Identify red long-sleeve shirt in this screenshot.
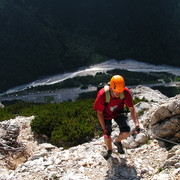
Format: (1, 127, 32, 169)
(93, 87, 133, 120)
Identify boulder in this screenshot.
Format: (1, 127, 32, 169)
(150, 96, 180, 142)
(0, 119, 20, 142)
(151, 97, 180, 125)
(130, 85, 168, 103)
(151, 115, 180, 138)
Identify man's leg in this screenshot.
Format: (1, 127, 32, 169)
(104, 136, 112, 150)
(103, 137, 112, 160)
(114, 115, 130, 154)
(115, 132, 130, 142)
(103, 120, 113, 160)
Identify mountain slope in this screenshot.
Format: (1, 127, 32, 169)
(0, 86, 179, 179)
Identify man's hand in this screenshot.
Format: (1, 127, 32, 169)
(134, 126, 140, 134)
(103, 129, 110, 138)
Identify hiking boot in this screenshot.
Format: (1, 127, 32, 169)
(102, 150, 112, 160)
(114, 141, 125, 154)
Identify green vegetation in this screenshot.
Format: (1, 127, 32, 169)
(0, 108, 15, 121)
(0, 0, 179, 93)
(133, 97, 148, 105)
(0, 99, 100, 148)
(157, 168, 163, 173)
(0, 93, 151, 149)
(0, 83, 154, 149)
(137, 109, 146, 117)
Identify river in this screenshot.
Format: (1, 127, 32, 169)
(0, 59, 179, 103)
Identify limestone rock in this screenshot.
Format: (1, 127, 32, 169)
(0, 119, 20, 143)
(151, 98, 180, 125)
(151, 106, 172, 125)
(130, 85, 168, 103)
(134, 101, 152, 113)
(151, 115, 180, 138)
(168, 96, 180, 115)
(149, 96, 180, 142)
(0, 86, 179, 180)
(135, 133, 148, 144)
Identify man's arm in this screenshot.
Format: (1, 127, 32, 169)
(96, 110, 106, 130)
(129, 106, 139, 127)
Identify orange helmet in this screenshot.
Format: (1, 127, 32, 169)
(109, 75, 125, 93)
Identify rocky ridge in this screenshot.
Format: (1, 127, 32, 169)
(0, 86, 179, 180)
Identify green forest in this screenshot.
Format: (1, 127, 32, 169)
(0, 94, 147, 148)
(0, 99, 100, 148)
(0, 0, 180, 93)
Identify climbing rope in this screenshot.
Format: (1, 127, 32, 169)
(150, 134, 179, 145)
(138, 128, 180, 145)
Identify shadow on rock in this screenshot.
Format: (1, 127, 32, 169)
(105, 155, 140, 180)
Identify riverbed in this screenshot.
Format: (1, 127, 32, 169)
(0, 59, 179, 103)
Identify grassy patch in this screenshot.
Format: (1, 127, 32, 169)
(0, 99, 100, 149)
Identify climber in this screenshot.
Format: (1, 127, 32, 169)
(93, 75, 140, 160)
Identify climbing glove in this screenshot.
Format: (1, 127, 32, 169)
(103, 129, 110, 138)
(134, 126, 140, 134)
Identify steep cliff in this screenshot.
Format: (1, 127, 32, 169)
(0, 86, 179, 179)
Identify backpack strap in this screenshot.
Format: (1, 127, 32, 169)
(120, 92, 124, 99)
(104, 85, 124, 103)
(104, 85, 110, 103)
